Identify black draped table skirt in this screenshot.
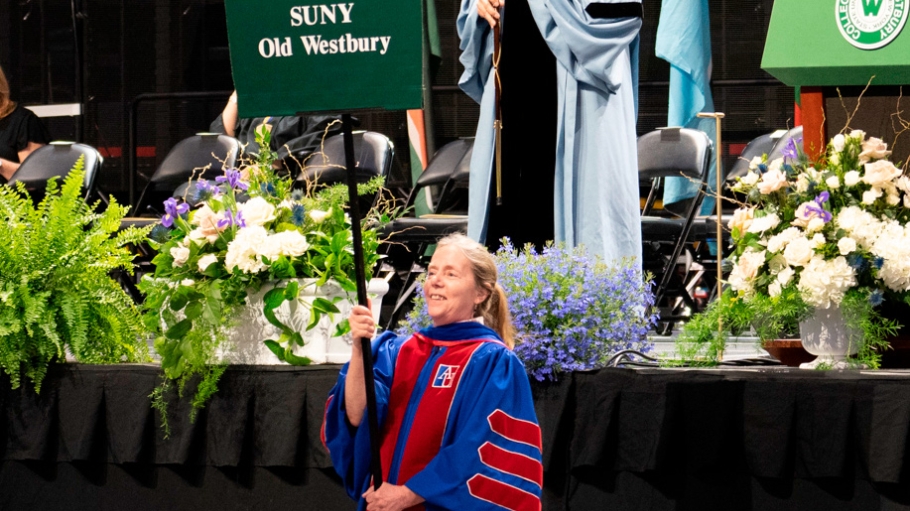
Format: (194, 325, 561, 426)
(2, 365, 910, 510)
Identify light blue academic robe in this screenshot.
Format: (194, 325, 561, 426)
(458, 0, 643, 264)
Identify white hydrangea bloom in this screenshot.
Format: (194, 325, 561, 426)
(225, 225, 269, 273)
(797, 256, 856, 308)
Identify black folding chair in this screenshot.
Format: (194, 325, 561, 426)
(295, 131, 394, 188)
(7, 141, 102, 203)
(638, 128, 713, 323)
(377, 138, 473, 329)
(131, 133, 240, 216)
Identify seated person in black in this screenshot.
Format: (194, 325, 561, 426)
(210, 90, 343, 160)
(0, 65, 51, 182)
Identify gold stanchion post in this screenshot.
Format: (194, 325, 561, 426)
(696, 112, 725, 361)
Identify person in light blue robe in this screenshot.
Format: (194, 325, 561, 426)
(459, 0, 643, 264)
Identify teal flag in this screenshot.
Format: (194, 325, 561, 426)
(656, 0, 717, 215)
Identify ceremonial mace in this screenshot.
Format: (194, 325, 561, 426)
(696, 112, 725, 360)
(342, 113, 384, 490)
(493, 5, 504, 205)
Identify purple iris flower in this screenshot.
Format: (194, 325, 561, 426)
(195, 179, 221, 196)
(803, 191, 832, 223)
(216, 208, 246, 229)
(781, 137, 803, 161)
(215, 168, 249, 191)
(161, 197, 189, 228)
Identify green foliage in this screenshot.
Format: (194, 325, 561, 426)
(0, 156, 151, 391)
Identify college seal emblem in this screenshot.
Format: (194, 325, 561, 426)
(836, 0, 908, 50)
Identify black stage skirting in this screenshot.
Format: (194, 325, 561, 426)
(3, 365, 910, 510)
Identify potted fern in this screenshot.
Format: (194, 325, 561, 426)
(0, 156, 152, 392)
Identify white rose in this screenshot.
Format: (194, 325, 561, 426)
(747, 213, 781, 234)
(812, 233, 826, 248)
(758, 169, 789, 195)
(239, 197, 277, 227)
(769, 158, 784, 172)
(887, 191, 901, 206)
(741, 171, 760, 186)
(309, 209, 330, 223)
(729, 250, 767, 293)
(767, 227, 801, 253)
(807, 217, 826, 233)
(896, 176, 910, 194)
(859, 136, 890, 163)
(191, 204, 225, 238)
(278, 199, 296, 210)
(197, 254, 218, 272)
(271, 230, 310, 257)
(783, 236, 814, 267)
(768, 254, 789, 273)
(777, 266, 795, 286)
(832, 134, 846, 152)
(748, 156, 764, 170)
(863, 160, 902, 187)
(795, 174, 810, 193)
(728, 207, 754, 233)
(850, 129, 866, 140)
(187, 228, 218, 245)
(768, 281, 782, 298)
(904, 195, 910, 209)
(170, 246, 190, 267)
(181, 279, 195, 287)
(862, 189, 881, 205)
(837, 237, 857, 255)
(825, 175, 840, 189)
(844, 170, 862, 187)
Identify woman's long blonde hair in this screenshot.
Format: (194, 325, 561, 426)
(0, 66, 16, 119)
(435, 233, 515, 348)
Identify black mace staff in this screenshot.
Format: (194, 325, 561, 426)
(341, 113, 383, 490)
(493, 5, 504, 206)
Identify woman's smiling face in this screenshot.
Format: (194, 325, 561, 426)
(424, 245, 489, 326)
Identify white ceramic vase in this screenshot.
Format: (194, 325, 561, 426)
(798, 305, 862, 369)
(223, 278, 389, 365)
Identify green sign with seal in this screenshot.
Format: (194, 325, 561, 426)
(224, 0, 424, 117)
(762, 0, 910, 86)
(837, 0, 909, 50)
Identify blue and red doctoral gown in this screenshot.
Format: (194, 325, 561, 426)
(322, 321, 543, 511)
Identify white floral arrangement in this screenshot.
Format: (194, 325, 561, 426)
(689, 130, 909, 365)
(137, 121, 394, 417)
(727, 130, 909, 309)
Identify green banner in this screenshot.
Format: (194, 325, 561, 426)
(224, 0, 424, 116)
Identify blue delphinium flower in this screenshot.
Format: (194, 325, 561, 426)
(870, 289, 884, 307)
(847, 253, 867, 271)
(161, 197, 189, 228)
(290, 204, 307, 227)
(149, 223, 172, 243)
